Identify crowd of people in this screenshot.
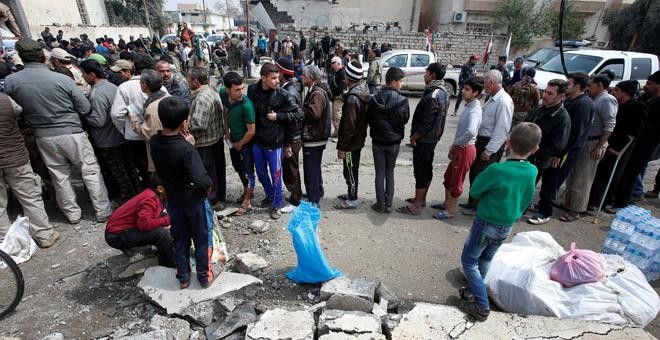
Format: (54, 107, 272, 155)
(0, 27, 658, 299)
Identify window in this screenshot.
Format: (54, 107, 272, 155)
(411, 54, 430, 67)
(76, 0, 89, 25)
(465, 22, 492, 33)
(385, 54, 408, 68)
(595, 59, 624, 80)
(631, 58, 652, 80)
(540, 53, 603, 75)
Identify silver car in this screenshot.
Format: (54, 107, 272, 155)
(379, 49, 458, 95)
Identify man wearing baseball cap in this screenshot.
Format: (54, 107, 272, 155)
(109, 59, 134, 86)
(5, 38, 112, 224)
(510, 56, 525, 85)
(50, 47, 89, 94)
(453, 55, 479, 115)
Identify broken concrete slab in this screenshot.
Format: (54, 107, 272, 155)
(217, 292, 244, 314)
(117, 330, 173, 340)
(119, 256, 159, 280)
(137, 266, 262, 316)
(235, 252, 270, 273)
(390, 302, 656, 339)
(149, 314, 191, 340)
(371, 301, 387, 318)
(245, 309, 315, 340)
(248, 220, 271, 233)
(216, 207, 239, 219)
(306, 301, 327, 314)
(180, 299, 216, 326)
(320, 277, 376, 303)
(375, 282, 399, 312)
(318, 310, 382, 335)
(318, 332, 386, 340)
(326, 294, 373, 313)
(206, 301, 257, 339)
(40, 334, 65, 340)
(381, 314, 402, 339)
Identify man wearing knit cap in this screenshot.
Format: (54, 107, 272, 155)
(5, 38, 112, 224)
(335, 60, 370, 209)
(329, 56, 347, 139)
(611, 71, 660, 206)
(588, 79, 648, 213)
(275, 57, 304, 212)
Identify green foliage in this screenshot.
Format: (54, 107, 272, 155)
(106, 0, 168, 32)
(607, 0, 660, 55)
(543, 1, 587, 40)
(492, 0, 548, 48)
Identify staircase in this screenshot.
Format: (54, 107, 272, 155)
(250, 0, 294, 27)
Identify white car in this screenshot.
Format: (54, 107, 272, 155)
(534, 50, 659, 90)
(377, 49, 458, 95)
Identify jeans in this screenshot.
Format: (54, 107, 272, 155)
(460, 217, 512, 310)
(167, 202, 211, 284)
(342, 150, 361, 200)
(372, 144, 400, 207)
(531, 156, 561, 217)
(105, 228, 174, 267)
(197, 141, 226, 204)
(252, 144, 284, 208)
(229, 143, 256, 189)
(303, 145, 325, 204)
(556, 147, 583, 191)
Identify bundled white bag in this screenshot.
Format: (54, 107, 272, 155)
(0, 216, 38, 264)
(485, 231, 659, 327)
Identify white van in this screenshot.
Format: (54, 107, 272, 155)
(534, 50, 659, 90)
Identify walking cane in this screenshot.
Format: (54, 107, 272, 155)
(592, 136, 634, 224)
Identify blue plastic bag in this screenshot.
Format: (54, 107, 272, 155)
(286, 202, 342, 284)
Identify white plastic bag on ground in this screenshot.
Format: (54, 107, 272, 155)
(484, 231, 659, 327)
(0, 216, 38, 264)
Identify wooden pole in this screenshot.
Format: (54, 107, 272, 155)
(142, 0, 152, 37)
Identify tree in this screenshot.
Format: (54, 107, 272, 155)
(492, 0, 549, 49)
(213, 0, 243, 17)
(106, 0, 169, 33)
(543, 2, 587, 40)
(605, 0, 660, 55)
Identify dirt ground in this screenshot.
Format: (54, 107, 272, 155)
(1, 96, 658, 339)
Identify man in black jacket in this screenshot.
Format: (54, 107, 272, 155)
(247, 63, 303, 219)
(368, 67, 410, 213)
(588, 80, 648, 213)
(526, 79, 571, 225)
(335, 61, 371, 209)
(398, 63, 449, 215)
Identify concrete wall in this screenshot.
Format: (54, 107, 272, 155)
(280, 27, 510, 67)
(21, 0, 108, 27)
(31, 25, 150, 43)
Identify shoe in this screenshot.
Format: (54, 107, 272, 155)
(121, 247, 139, 257)
(459, 203, 474, 210)
(68, 218, 81, 225)
(212, 201, 226, 211)
(260, 198, 273, 208)
(278, 204, 296, 214)
(528, 214, 551, 225)
(630, 195, 644, 203)
(96, 214, 111, 223)
(458, 300, 490, 321)
(458, 286, 474, 302)
(604, 206, 621, 214)
(644, 191, 659, 199)
(270, 208, 281, 220)
(37, 231, 60, 248)
(370, 203, 386, 213)
(200, 263, 222, 288)
(461, 208, 477, 216)
(180, 280, 190, 289)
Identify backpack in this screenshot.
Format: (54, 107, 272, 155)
(510, 82, 535, 112)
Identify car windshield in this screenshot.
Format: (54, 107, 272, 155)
(540, 54, 603, 74)
(526, 48, 558, 63)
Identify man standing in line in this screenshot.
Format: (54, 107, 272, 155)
(453, 55, 479, 115)
(525, 79, 571, 225)
(299, 31, 307, 59)
(496, 56, 511, 90)
(560, 75, 617, 219)
(6, 38, 112, 224)
(397, 63, 449, 215)
(156, 60, 190, 105)
(508, 68, 540, 127)
(247, 63, 303, 219)
(461, 70, 513, 213)
(329, 56, 347, 140)
(509, 56, 525, 86)
(334, 61, 370, 209)
(187, 67, 227, 210)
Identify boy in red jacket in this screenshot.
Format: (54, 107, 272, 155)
(105, 176, 173, 267)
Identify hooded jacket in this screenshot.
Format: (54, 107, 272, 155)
(368, 86, 410, 146)
(411, 81, 449, 144)
(338, 82, 371, 151)
(302, 82, 333, 146)
(247, 80, 303, 149)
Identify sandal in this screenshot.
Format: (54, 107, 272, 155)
(558, 212, 581, 222)
(433, 210, 454, 220)
(334, 201, 357, 209)
(396, 206, 422, 215)
(405, 198, 426, 207)
(235, 205, 252, 216)
(430, 203, 446, 210)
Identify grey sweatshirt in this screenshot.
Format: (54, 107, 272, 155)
(453, 100, 482, 146)
(5, 63, 90, 137)
(82, 80, 126, 148)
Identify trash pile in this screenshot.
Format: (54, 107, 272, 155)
(602, 205, 659, 281)
(485, 231, 659, 327)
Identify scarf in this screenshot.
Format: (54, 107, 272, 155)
(426, 79, 445, 90)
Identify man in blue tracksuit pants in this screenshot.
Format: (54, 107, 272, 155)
(247, 63, 303, 219)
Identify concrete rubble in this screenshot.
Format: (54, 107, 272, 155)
(318, 332, 387, 340)
(318, 310, 382, 335)
(326, 293, 373, 313)
(149, 314, 192, 340)
(248, 220, 271, 233)
(205, 301, 258, 339)
(245, 308, 315, 340)
(235, 252, 270, 273)
(117, 329, 173, 340)
(39, 334, 65, 340)
(320, 276, 377, 303)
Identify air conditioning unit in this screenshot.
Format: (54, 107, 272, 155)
(453, 11, 467, 23)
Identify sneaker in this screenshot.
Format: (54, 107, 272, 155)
(68, 218, 81, 225)
(260, 198, 273, 208)
(458, 300, 490, 321)
(278, 204, 296, 214)
(200, 263, 222, 288)
(630, 195, 644, 203)
(96, 214, 111, 223)
(458, 286, 474, 302)
(645, 191, 659, 199)
(180, 280, 190, 289)
(37, 231, 60, 248)
(270, 208, 281, 220)
(528, 214, 551, 225)
(370, 203, 386, 213)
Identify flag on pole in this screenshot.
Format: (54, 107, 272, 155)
(482, 34, 493, 66)
(503, 34, 512, 61)
(425, 29, 432, 51)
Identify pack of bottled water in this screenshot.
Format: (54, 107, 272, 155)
(602, 206, 659, 281)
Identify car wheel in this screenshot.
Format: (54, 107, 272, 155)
(443, 81, 456, 97)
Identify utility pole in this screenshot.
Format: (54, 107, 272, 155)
(202, 0, 209, 33)
(142, 0, 152, 37)
(245, 0, 251, 46)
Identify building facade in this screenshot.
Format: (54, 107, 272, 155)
(166, 3, 234, 35)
